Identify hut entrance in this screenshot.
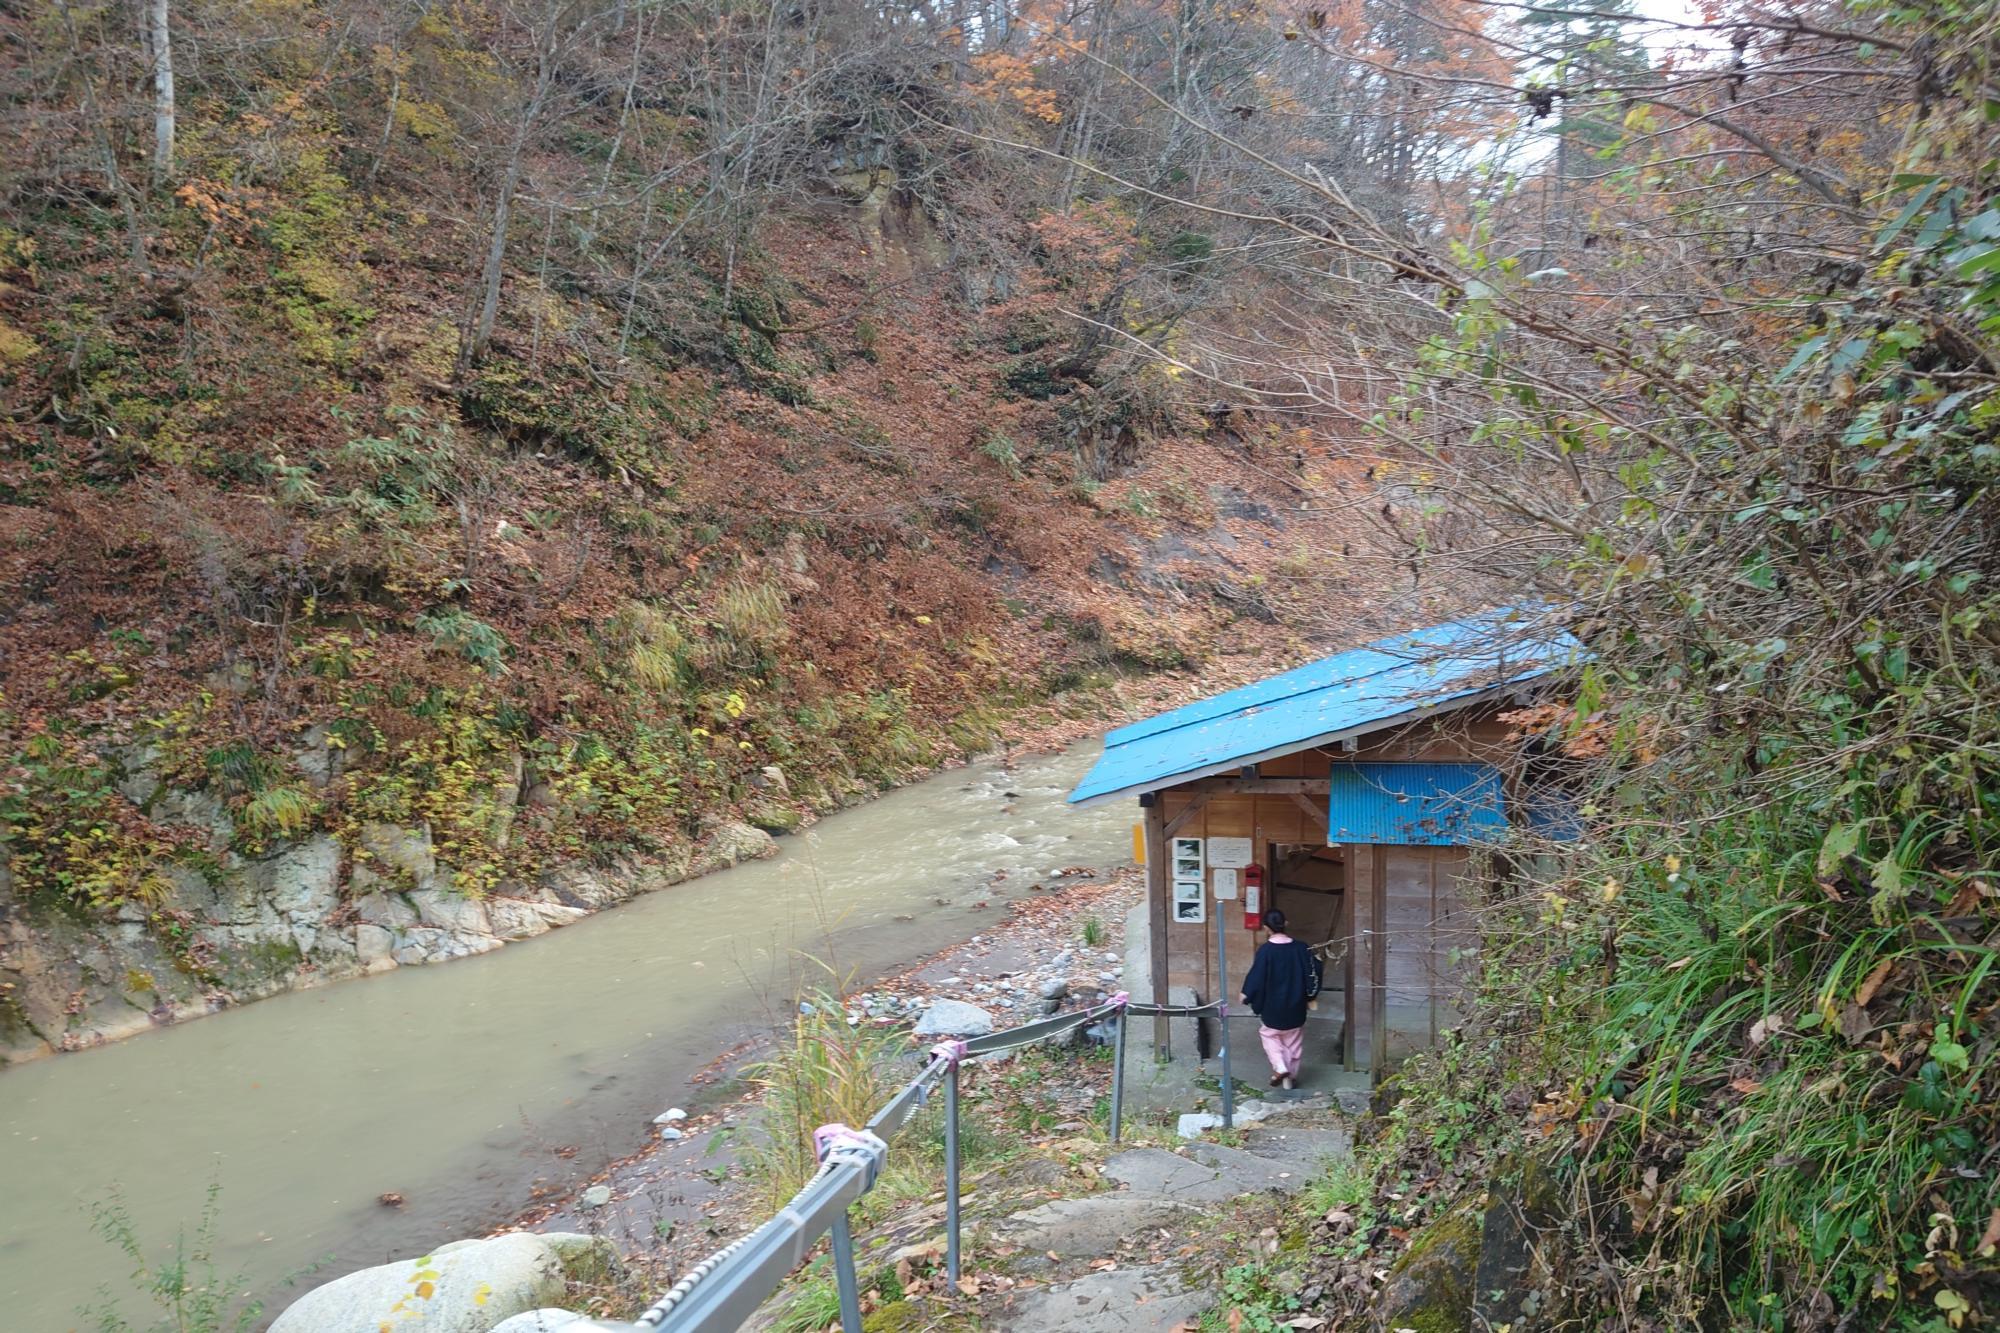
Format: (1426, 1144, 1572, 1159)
(1269, 842, 1347, 1074)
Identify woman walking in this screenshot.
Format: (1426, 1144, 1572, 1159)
(1239, 908, 1322, 1090)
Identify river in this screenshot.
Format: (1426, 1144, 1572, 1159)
(0, 742, 1126, 1330)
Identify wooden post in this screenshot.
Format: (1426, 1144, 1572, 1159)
(1340, 847, 1357, 1072)
(1142, 799, 1170, 1058)
(1370, 844, 1389, 1082)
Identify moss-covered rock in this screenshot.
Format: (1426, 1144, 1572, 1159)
(744, 798, 804, 834)
(861, 1301, 923, 1332)
(1377, 1200, 1482, 1333)
(1472, 1154, 1564, 1327)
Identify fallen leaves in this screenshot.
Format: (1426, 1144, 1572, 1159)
(1856, 958, 1897, 1007)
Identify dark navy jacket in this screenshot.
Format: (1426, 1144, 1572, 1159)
(1240, 937, 1323, 1031)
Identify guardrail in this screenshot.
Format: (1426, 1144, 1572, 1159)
(575, 989, 1233, 1333)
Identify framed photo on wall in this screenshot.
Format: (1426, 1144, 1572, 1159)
(1173, 877, 1205, 923)
(1170, 837, 1203, 880)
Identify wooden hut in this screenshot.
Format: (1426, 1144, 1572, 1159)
(1067, 608, 1584, 1079)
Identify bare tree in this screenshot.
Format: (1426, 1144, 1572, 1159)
(140, 0, 174, 185)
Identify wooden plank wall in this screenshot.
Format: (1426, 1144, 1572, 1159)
(1157, 786, 1322, 1003)
(1147, 706, 1513, 1070)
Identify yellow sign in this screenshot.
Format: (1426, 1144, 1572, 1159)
(1133, 823, 1146, 864)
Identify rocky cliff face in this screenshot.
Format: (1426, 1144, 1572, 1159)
(0, 745, 779, 1064)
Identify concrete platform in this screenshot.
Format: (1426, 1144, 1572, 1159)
(1118, 902, 1371, 1118)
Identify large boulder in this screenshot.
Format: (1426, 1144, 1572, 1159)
(695, 821, 778, 874)
(913, 999, 994, 1037)
(268, 1232, 613, 1333)
(1471, 1156, 1564, 1328)
(1377, 1201, 1482, 1333)
(485, 895, 590, 942)
(410, 888, 494, 938)
(490, 1313, 587, 1332)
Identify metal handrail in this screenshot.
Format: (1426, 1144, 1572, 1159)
(579, 991, 1232, 1333)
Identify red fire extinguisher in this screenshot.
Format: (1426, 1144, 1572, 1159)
(1242, 864, 1264, 931)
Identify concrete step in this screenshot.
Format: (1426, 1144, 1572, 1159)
(1230, 1124, 1353, 1172)
(988, 1194, 1206, 1256)
(984, 1262, 1210, 1332)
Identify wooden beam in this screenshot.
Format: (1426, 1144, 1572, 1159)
(1162, 791, 1213, 838)
(1142, 800, 1170, 1059)
(1287, 793, 1328, 830)
(1185, 777, 1330, 796)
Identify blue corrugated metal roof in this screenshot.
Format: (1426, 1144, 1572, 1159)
(1326, 763, 1507, 845)
(1067, 606, 1585, 806)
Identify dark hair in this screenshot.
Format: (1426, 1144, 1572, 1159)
(1263, 907, 1287, 932)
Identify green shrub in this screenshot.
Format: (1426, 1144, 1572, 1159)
(82, 1182, 262, 1333)
(413, 608, 509, 676)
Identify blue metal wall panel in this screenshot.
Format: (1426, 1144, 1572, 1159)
(1325, 763, 1507, 846)
(1068, 606, 1588, 805)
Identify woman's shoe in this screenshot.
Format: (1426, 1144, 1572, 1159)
(1281, 1074, 1296, 1091)
(1269, 1072, 1285, 1087)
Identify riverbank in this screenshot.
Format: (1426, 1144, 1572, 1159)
(499, 866, 1146, 1318)
(0, 654, 1273, 1071)
(3, 742, 1144, 1331)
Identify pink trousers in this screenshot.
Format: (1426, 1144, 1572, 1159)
(1259, 1024, 1304, 1076)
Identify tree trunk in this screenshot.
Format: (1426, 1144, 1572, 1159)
(143, 0, 174, 186)
(459, 48, 554, 373)
(461, 147, 524, 372)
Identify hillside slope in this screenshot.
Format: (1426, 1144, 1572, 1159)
(0, 21, 1445, 1060)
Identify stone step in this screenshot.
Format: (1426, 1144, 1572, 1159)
(988, 1194, 1206, 1256)
(1102, 1146, 1282, 1203)
(1222, 1125, 1353, 1172)
(984, 1263, 1210, 1332)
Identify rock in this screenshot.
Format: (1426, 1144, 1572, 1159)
(353, 892, 419, 930)
(580, 1185, 613, 1208)
(658, 1127, 684, 1141)
(1039, 977, 1069, 1000)
(255, 836, 342, 922)
(912, 999, 994, 1038)
(1471, 1157, 1562, 1327)
(745, 799, 804, 834)
(486, 895, 588, 942)
(654, 1108, 688, 1124)
(990, 1196, 1203, 1256)
(409, 888, 493, 938)
(151, 787, 234, 851)
(697, 821, 778, 871)
(544, 867, 627, 910)
(987, 1263, 1210, 1333)
(269, 1232, 612, 1333)
(293, 725, 347, 790)
(1175, 1101, 1281, 1138)
(354, 924, 395, 969)
(1377, 1201, 1483, 1333)
(490, 1311, 587, 1332)
(355, 823, 437, 888)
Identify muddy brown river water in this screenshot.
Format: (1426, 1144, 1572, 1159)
(0, 743, 1127, 1329)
